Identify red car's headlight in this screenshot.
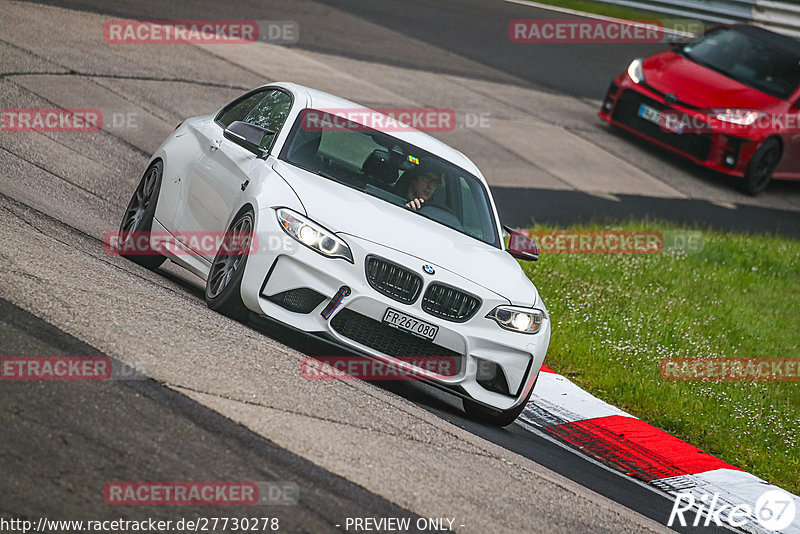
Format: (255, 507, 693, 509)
(710, 109, 763, 126)
(627, 58, 645, 84)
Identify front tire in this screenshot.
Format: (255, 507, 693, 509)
(118, 161, 166, 270)
(742, 138, 780, 196)
(204, 209, 255, 322)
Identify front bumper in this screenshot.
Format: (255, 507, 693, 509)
(598, 77, 764, 177)
(239, 208, 551, 411)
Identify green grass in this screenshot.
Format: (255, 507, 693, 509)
(520, 221, 800, 494)
(521, 0, 711, 33)
(523, 0, 665, 21)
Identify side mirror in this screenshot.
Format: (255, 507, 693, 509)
(223, 121, 275, 159)
(504, 225, 538, 262)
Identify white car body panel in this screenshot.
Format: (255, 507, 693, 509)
(140, 82, 550, 413)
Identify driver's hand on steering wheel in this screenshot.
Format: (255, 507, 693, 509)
(406, 198, 425, 210)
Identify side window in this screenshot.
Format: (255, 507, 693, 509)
(216, 90, 270, 129)
(243, 90, 293, 149)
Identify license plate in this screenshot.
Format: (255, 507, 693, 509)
(638, 104, 683, 134)
(382, 308, 439, 341)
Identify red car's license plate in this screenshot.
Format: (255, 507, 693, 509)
(638, 103, 683, 134)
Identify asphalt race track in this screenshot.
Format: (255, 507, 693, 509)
(1, 1, 797, 533)
(22, 0, 800, 215)
(0, 297, 430, 533)
(24, 0, 675, 101)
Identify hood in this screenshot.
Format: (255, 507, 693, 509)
(272, 160, 537, 306)
(642, 51, 783, 109)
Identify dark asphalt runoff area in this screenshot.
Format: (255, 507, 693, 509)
(0, 297, 434, 533)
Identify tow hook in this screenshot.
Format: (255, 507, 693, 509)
(321, 285, 351, 319)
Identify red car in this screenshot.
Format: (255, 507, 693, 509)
(599, 24, 800, 195)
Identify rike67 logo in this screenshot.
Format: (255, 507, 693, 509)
(668, 489, 797, 531)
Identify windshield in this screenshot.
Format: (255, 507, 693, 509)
(677, 26, 800, 100)
(278, 109, 501, 248)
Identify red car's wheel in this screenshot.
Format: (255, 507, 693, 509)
(743, 138, 781, 196)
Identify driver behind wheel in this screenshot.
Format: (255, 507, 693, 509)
(399, 167, 444, 211)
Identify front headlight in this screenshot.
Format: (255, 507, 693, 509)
(275, 208, 353, 262)
(486, 306, 544, 334)
(710, 109, 762, 126)
(627, 58, 645, 84)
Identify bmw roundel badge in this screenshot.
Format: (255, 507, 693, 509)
(422, 265, 435, 275)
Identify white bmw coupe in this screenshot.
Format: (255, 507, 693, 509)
(118, 82, 550, 426)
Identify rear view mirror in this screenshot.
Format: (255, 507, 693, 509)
(223, 121, 275, 159)
(504, 225, 538, 262)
